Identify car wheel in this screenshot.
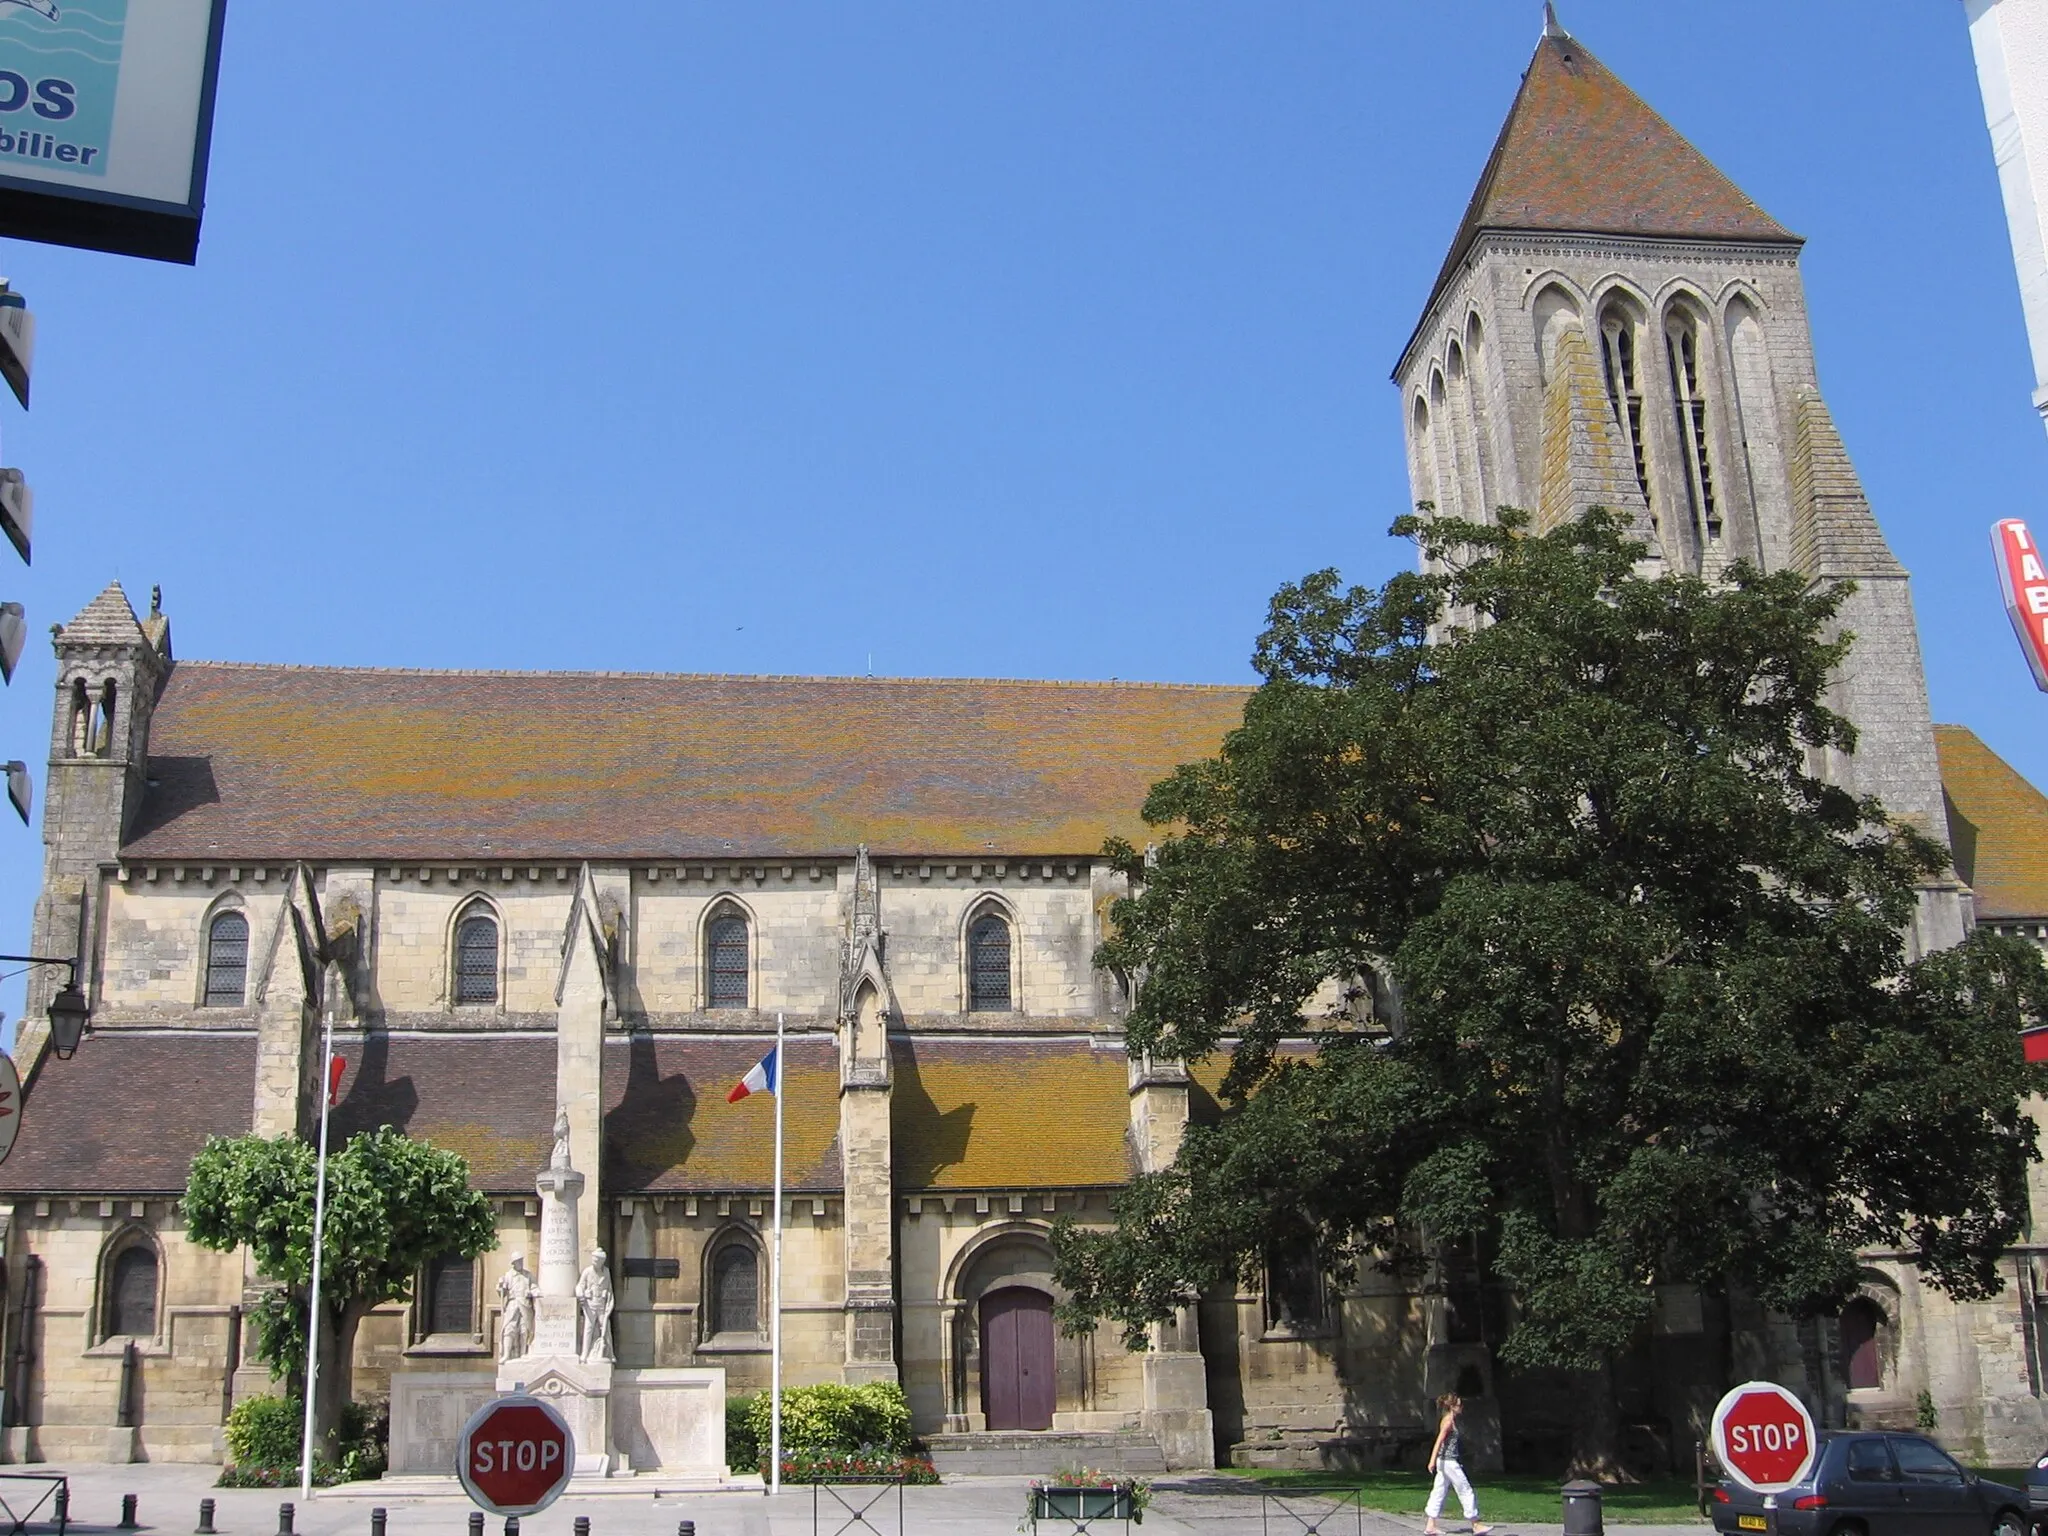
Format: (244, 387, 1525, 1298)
(1995, 1511, 2027, 1536)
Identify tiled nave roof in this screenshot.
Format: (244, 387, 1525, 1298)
(1936, 725, 2048, 923)
(121, 663, 1252, 863)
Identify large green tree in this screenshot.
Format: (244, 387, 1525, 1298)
(1053, 509, 2048, 1475)
(187, 1126, 496, 1449)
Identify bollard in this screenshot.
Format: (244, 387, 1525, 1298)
(574, 1520, 589, 1536)
(120, 1495, 139, 1530)
(279, 1501, 295, 1536)
(468, 1516, 483, 1536)
(504, 1519, 519, 1536)
(198, 1499, 217, 1535)
(679, 1523, 695, 1536)
(1561, 1480, 1604, 1536)
(53, 1487, 67, 1532)
(371, 1509, 387, 1536)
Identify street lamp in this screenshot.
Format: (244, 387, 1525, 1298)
(0, 955, 88, 1058)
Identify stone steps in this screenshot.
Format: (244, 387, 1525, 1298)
(925, 1430, 1168, 1478)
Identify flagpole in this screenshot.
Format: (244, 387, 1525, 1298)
(770, 1009, 785, 1496)
(299, 1011, 335, 1501)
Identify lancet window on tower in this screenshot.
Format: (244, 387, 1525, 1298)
(1598, 307, 1652, 513)
(1664, 310, 1720, 543)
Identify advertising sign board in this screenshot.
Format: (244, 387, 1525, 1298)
(0, 0, 226, 264)
(1994, 518, 2048, 692)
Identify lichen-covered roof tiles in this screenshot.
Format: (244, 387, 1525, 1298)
(1936, 725, 2048, 922)
(121, 663, 1252, 862)
(0, 1031, 256, 1194)
(1415, 23, 1796, 345)
(322, 1033, 842, 1193)
(891, 1037, 1133, 1189)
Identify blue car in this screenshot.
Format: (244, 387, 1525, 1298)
(1710, 1431, 2029, 1536)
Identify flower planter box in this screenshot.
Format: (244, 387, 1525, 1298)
(1035, 1487, 1135, 1522)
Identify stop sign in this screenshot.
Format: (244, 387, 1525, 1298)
(456, 1393, 576, 1515)
(1712, 1381, 1818, 1493)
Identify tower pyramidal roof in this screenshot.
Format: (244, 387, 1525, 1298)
(1422, 11, 1798, 322)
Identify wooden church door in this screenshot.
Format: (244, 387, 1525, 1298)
(980, 1286, 1055, 1431)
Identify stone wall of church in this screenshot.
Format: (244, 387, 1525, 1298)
(895, 1193, 1151, 1435)
(85, 860, 1112, 1029)
(0, 1200, 244, 1465)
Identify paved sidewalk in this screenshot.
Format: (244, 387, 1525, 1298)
(0, 1466, 1709, 1536)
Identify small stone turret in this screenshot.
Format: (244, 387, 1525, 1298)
(20, 583, 169, 1070)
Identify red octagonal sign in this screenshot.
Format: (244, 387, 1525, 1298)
(457, 1394, 575, 1516)
(1712, 1381, 1818, 1494)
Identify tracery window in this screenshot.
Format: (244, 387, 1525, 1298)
(424, 1253, 474, 1335)
(454, 911, 499, 1005)
(707, 908, 749, 1009)
(204, 911, 249, 1007)
(709, 1240, 760, 1336)
(1264, 1243, 1328, 1333)
(1665, 309, 1721, 543)
(967, 911, 1012, 1012)
(104, 1244, 157, 1339)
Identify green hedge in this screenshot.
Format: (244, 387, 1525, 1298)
(727, 1394, 761, 1472)
(225, 1395, 302, 1471)
(740, 1383, 913, 1462)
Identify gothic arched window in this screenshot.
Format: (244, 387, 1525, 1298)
(967, 911, 1012, 1012)
(707, 908, 749, 1009)
(104, 1244, 158, 1339)
(204, 911, 249, 1007)
(1665, 308, 1720, 544)
(709, 1240, 760, 1336)
(454, 911, 499, 1005)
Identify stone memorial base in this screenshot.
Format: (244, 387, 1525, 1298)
(389, 1369, 497, 1476)
(499, 1354, 615, 1477)
(610, 1367, 726, 1476)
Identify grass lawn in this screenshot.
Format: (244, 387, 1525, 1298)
(1213, 1468, 1710, 1524)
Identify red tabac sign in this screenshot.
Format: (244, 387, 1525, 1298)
(1993, 519, 2048, 691)
(1711, 1381, 1818, 1494)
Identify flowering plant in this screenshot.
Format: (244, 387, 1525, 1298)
(769, 1449, 940, 1485)
(1021, 1466, 1151, 1528)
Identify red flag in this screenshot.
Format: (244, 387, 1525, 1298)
(328, 1054, 347, 1106)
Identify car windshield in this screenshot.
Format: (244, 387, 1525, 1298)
(1891, 1437, 1964, 1484)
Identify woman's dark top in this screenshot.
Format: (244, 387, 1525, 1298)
(1442, 1419, 1463, 1462)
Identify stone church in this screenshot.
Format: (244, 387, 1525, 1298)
(1, 12, 2047, 1475)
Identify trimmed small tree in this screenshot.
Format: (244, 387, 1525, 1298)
(187, 1125, 496, 1449)
(1052, 508, 2048, 1477)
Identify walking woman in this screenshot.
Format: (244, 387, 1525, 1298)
(1425, 1392, 1492, 1536)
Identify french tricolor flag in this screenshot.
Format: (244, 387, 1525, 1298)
(727, 1045, 779, 1102)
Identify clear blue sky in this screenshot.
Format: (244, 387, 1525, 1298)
(0, 1, 2037, 1034)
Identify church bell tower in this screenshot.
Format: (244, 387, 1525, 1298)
(1393, 11, 1964, 951)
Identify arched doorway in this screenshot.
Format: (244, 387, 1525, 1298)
(980, 1286, 1054, 1431)
(1841, 1297, 1883, 1390)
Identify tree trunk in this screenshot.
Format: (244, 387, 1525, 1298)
(1567, 1356, 1634, 1481)
(311, 1301, 366, 1456)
